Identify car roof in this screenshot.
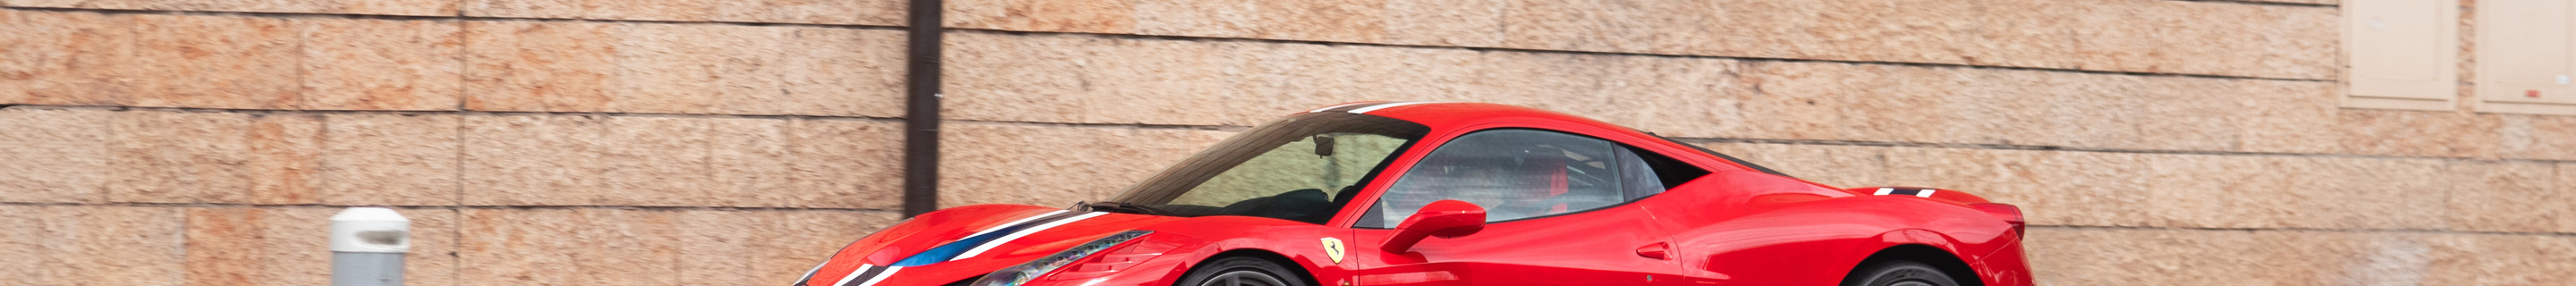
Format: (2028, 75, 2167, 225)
(1303, 101, 1793, 177)
(1303, 101, 1611, 129)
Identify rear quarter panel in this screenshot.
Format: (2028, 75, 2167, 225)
(1636, 171, 2018, 285)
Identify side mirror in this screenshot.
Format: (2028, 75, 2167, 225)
(1381, 200, 1487, 253)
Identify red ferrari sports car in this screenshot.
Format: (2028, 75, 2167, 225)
(796, 102, 2031, 286)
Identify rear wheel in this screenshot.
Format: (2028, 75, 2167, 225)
(1842, 260, 1962, 286)
(1177, 257, 1309, 286)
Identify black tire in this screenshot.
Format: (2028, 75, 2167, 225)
(1175, 257, 1311, 286)
(1842, 260, 1962, 286)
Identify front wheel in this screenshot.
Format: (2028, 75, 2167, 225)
(1176, 257, 1310, 286)
(1842, 260, 1962, 286)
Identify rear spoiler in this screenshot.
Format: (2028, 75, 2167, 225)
(1849, 187, 2024, 239)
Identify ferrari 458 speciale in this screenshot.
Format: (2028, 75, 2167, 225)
(793, 102, 2031, 286)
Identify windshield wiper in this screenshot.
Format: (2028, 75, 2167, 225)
(1080, 201, 1182, 216)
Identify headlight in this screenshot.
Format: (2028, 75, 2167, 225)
(970, 231, 1153, 286)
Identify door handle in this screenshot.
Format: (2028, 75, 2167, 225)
(1636, 242, 1671, 260)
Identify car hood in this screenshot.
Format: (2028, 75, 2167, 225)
(799, 205, 1184, 286)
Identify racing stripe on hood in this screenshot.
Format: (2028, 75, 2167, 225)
(970, 210, 1074, 238)
(835, 265, 902, 286)
(951, 212, 1110, 261)
(1308, 102, 1377, 113)
(1347, 101, 1438, 114)
(828, 265, 894, 286)
(891, 210, 1094, 267)
(854, 266, 901, 286)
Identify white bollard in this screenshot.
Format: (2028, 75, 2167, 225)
(330, 207, 410, 286)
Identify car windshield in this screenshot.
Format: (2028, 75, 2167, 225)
(1102, 113, 1430, 224)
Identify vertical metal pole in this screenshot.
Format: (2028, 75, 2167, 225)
(901, 0, 946, 217)
(329, 207, 410, 286)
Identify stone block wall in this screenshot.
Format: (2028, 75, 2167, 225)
(0, 1, 912, 284)
(3, 0, 2569, 285)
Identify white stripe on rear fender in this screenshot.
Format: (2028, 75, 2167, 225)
(1916, 189, 1936, 198)
(952, 212, 1110, 260)
(1348, 102, 1437, 114)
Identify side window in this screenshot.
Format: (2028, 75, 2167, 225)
(1614, 147, 1665, 200)
(1616, 144, 1710, 200)
(1363, 130, 1680, 227)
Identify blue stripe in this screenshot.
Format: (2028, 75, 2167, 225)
(888, 213, 1072, 266)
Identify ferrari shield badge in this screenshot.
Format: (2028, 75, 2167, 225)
(1320, 238, 1347, 263)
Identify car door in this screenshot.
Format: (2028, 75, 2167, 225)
(1344, 129, 1694, 286)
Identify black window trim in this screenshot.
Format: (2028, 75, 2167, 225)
(1642, 132, 1793, 178)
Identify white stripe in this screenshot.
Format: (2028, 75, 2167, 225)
(967, 210, 1069, 238)
(1916, 189, 1936, 198)
(830, 265, 874, 286)
(1874, 188, 1894, 196)
(941, 210, 1071, 263)
(953, 212, 1110, 260)
(1347, 102, 1437, 114)
(1308, 102, 1376, 113)
(854, 266, 902, 286)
